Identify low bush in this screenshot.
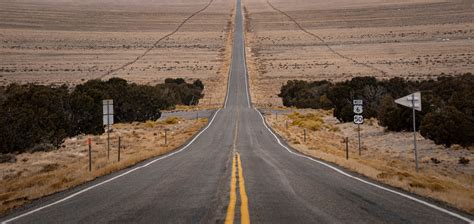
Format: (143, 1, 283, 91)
(0, 78, 204, 154)
(288, 112, 324, 131)
(459, 157, 470, 165)
(278, 73, 474, 147)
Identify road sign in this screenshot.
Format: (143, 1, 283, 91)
(395, 92, 421, 111)
(354, 115, 364, 124)
(353, 105, 363, 114)
(353, 99, 363, 105)
(102, 99, 114, 126)
(394, 92, 421, 172)
(102, 99, 114, 160)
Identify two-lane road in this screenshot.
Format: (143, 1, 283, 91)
(2, 0, 472, 223)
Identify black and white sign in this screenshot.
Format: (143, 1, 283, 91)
(353, 100, 363, 105)
(353, 105, 363, 114)
(353, 99, 363, 124)
(354, 115, 364, 124)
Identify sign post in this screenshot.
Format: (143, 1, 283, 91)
(103, 99, 114, 160)
(353, 100, 363, 156)
(395, 92, 421, 172)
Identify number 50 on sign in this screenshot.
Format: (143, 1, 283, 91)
(354, 115, 364, 124)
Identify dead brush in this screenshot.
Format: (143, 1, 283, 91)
(0, 119, 207, 214)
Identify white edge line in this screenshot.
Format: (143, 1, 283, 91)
(223, 2, 237, 109)
(240, 3, 251, 109)
(239, 0, 470, 222)
(254, 109, 473, 224)
(2, 108, 222, 224)
(224, 52, 233, 108)
(242, 35, 251, 109)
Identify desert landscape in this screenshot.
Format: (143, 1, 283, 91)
(0, 116, 208, 214)
(243, 0, 474, 107)
(0, 0, 234, 214)
(264, 110, 474, 213)
(0, 0, 235, 107)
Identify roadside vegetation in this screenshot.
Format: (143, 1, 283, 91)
(278, 73, 474, 147)
(0, 116, 208, 214)
(0, 78, 207, 214)
(265, 111, 473, 213)
(0, 78, 204, 154)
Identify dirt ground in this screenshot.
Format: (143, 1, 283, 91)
(0, 116, 208, 214)
(243, 0, 474, 107)
(265, 109, 474, 213)
(0, 0, 235, 107)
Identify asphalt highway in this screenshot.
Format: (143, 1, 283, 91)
(1, 0, 472, 223)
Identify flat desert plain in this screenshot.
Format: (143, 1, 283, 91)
(0, 0, 235, 107)
(243, 0, 474, 107)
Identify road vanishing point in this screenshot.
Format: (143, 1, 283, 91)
(1, 0, 473, 223)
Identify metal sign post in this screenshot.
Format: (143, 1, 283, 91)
(353, 100, 363, 156)
(103, 99, 114, 160)
(395, 92, 422, 172)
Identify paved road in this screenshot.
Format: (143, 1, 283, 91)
(160, 110, 216, 121)
(1, 0, 472, 223)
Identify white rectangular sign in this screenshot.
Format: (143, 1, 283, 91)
(102, 99, 114, 126)
(353, 100, 363, 105)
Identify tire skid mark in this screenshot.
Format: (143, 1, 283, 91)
(264, 0, 387, 75)
(99, 0, 215, 79)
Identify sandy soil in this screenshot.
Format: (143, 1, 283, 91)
(265, 109, 474, 213)
(0, 116, 208, 214)
(243, 0, 474, 107)
(0, 0, 235, 107)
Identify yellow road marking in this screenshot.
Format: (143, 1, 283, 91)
(226, 116, 250, 224)
(225, 154, 237, 224)
(237, 152, 250, 224)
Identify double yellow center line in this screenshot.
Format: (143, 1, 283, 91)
(225, 152, 250, 224)
(225, 118, 250, 224)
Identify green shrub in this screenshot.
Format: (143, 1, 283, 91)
(420, 106, 474, 147)
(0, 78, 204, 154)
(0, 84, 71, 152)
(278, 73, 474, 147)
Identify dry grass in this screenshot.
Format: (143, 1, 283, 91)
(243, 0, 474, 107)
(265, 109, 474, 214)
(0, 117, 208, 215)
(0, 0, 235, 108)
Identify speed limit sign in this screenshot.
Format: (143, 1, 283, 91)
(354, 115, 364, 124)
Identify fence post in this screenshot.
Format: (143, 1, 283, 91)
(118, 136, 121, 162)
(88, 138, 92, 172)
(345, 137, 349, 160)
(304, 129, 307, 142)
